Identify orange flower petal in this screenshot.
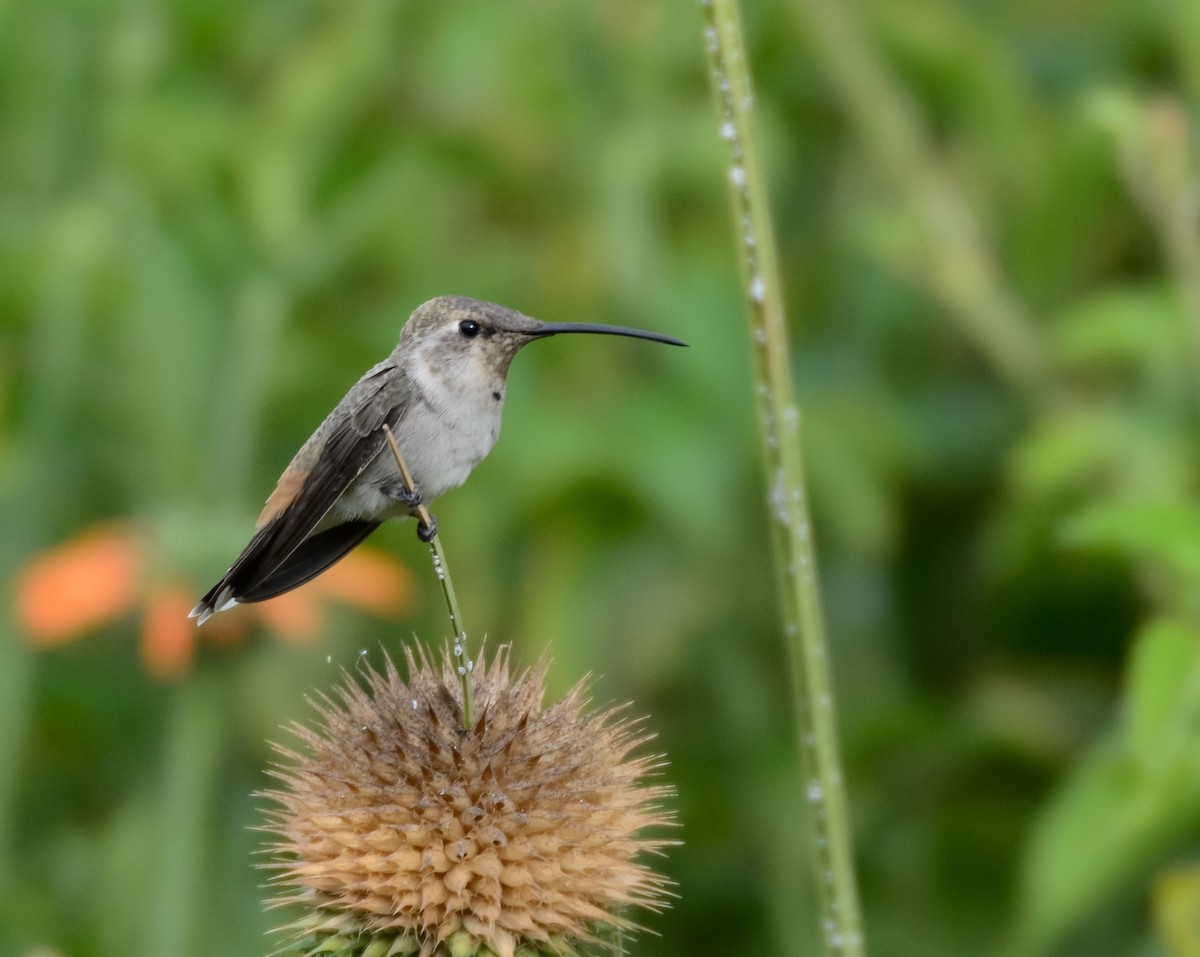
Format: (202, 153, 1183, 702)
(254, 590, 324, 642)
(140, 586, 197, 682)
(311, 548, 413, 615)
(15, 525, 143, 647)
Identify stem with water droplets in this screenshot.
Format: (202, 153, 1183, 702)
(381, 425, 474, 727)
(697, 1, 866, 953)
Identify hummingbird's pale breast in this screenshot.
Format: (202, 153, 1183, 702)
(333, 347, 506, 522)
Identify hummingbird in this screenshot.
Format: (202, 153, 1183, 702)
(189, 295, 686, 624)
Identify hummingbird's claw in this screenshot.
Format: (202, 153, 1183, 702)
(394, 483, 423, 508)
(417, 513, 439, 542)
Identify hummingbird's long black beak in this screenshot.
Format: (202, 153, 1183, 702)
(536, 322, 688, 347)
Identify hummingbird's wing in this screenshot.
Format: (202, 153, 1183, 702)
(190, 362, 409, 623)
(236, 519, 381, 602)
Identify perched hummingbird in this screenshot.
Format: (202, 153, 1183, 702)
(190, 295, 686, 624)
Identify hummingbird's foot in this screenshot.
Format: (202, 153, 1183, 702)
(417, 513, 439, 542)
(384, 477, 427, 508)
(397, 485, 423, 508)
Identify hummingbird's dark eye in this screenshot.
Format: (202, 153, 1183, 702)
(458, 319, 481, 339)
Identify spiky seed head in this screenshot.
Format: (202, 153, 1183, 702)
(262, 647, 675, 957)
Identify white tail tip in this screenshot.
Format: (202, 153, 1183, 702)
(189, 590, 239, 627)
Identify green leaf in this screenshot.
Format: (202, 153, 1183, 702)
(1009, 618, 1200, 957)
(1062, 501, 1200, 584)
(1008, 407, 1117, 499)
(1127, 618, 1200, 770)
(1051, 284, 1184, 375)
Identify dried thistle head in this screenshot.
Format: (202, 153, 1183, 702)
(262, 647, 674, 957)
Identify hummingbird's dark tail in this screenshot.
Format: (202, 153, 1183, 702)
(190, 520, 380, 624)
(239, 520, 381, 601)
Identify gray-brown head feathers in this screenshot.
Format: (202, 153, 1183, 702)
(398, 295, 686, 360)
(394, 297, 549, 384)
(401, 297, 544, 341)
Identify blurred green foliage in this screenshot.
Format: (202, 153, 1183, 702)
(2, 0, 1200, 956)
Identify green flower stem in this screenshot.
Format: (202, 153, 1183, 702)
(1172, 0, 1200, 105)
(1134, 99, 1200, 384)
(0, 220, 95, 889)
(381, 425, 474, 728)
(1093, 93, 1200, 398)
(698, 1, 866, 954)
(147, 670, 225, 957)
(793, 0, 1050, 400)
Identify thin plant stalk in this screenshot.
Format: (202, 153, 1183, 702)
(698, 1, 866, 954)
(381, 425, 474, 727)
(792, 0, 1049, 400)
(0, 228, 93, 888)
(147, 670, 224, 957)
(1121, 97, 1200, 386)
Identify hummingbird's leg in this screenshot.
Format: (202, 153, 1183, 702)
(378, 425, 437, 541)
(384, 482, 436, 538)
(394, 485, 423, 508)
(379, 476, 424, 508)
(417, 513, 439, 542)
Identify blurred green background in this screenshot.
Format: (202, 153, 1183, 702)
(4, 0, 1200, 955)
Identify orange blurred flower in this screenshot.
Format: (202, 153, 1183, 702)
(13, 521, 414, 681)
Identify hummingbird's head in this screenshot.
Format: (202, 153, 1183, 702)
(401, 295, 686, 381)
(401, 297, 547, 382)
